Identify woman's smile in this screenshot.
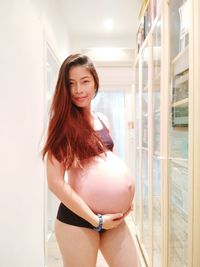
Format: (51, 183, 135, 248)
(74, 95, 88, 101)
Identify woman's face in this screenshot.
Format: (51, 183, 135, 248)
(68, 65, 96, 109)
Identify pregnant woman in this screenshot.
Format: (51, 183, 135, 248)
(42, 53, 137, 267)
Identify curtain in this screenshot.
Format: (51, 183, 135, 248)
(92, 91, 126, 161)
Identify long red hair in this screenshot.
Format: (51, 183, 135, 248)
(42, 53, 106, 169)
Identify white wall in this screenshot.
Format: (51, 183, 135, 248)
(32, 0, 70, 61)
(97, 66, 134, 92)
(0, 1, 69, 266)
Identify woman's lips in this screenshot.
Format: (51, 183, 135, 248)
(74, 96, 87, 101)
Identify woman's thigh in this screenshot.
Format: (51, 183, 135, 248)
(100, 221, 138, 267)
(55, 219, 100, 267)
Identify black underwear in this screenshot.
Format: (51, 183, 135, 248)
(56, 202, 106, 233)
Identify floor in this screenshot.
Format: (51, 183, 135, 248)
(46, 215, 143, 267)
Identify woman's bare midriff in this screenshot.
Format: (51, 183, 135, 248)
(67, 151, 135, 214)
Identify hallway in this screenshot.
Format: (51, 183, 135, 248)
(0, 0, 200, 267)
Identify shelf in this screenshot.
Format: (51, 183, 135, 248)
(171, 46, 189, 76)
(174, 72, 189, 86)
(171, 98, 188, 107)
(153, 108, 160, 114)
(168, 157, 188, 168)
(153, 153, 162, 159)
(142, 84, 148, 91)
(136, 147, 149, 151)
(153, 72, 161, 83)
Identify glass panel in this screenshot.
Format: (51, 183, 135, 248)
(172, 74, 189, 128)
(142, 149, 150, 256)
(141, 44, 150, 258)
(152, 20, 161, 156)
(152, 158, 162, 265)
(168, 1, 189, 266)
(170, 0, 189, 59)
(142, 47, 148, 148)
(134, 61, 141, 227)
(135, 62, 140, 149)
(135, 149, 140, 226)
(152, 19, 162, 267)
(168, 159, 188, 266)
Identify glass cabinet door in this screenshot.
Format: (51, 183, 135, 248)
(168, 0, 189, 266)
(141, 44, 151, 259)
(152, 18, 162, 267)
(134, 60, 141, 230)
(133, 1, 196, 266)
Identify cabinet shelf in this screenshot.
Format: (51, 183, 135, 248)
(142, 85, 148, 91)
(171, 97, 188, 107)
(174, 72, 189, 86)
(168, 157, 188, 169)
(153, 72, 161, 85)
(153, 108, 160, 114)
(153, 151, 162, 157)
(171, 46, 189, 76)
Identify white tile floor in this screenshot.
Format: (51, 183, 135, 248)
(47, 216, 143, 267)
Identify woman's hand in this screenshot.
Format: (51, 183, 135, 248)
(94, 204, 134, 230)
(101, 213, 124, 230)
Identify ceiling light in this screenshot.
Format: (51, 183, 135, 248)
(85, 47, 126, 61)
(104, 19, 114, 30)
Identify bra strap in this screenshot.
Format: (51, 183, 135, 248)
(96, 114, 108, 131)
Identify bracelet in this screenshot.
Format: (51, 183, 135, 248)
(93, 214, 103, 232)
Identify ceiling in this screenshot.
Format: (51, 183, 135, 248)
(59, 0, 142, 50)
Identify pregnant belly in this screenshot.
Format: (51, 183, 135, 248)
(68, 151, 135, 214)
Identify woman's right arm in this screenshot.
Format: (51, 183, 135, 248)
(46, 153, 124, 229)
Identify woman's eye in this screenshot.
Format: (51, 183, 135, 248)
(83, 80, 89, 83)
